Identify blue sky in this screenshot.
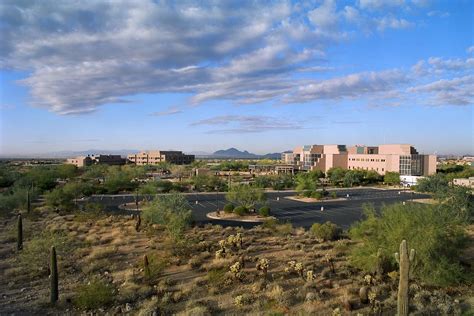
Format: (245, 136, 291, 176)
(0, 0, 473, 156)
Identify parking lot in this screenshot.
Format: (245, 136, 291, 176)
(86, 188, 429, 229)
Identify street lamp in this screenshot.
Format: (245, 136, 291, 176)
(215, 186, 219, 214)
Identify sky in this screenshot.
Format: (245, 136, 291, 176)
(0, 0, 473, 156)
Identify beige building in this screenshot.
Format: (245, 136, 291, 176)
(66, 156, 93, 167)
(284, 144, 436, 176)
(128, 150, 194, 165)
(453, 177, 474, 189)
(66, 154, 126, 167)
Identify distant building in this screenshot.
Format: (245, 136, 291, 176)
(453, 177, 474, 189)
(66, 156, 93, 167)
(249, 164, 295, 174)
(128, 150, 194, 165)
(284, 144, 436, 176)
(66, 154, 126, 167)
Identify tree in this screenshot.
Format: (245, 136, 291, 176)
(349, 202, 469, 286)
(327, 167, 347, 185)
(364, 170, 383, 184)
(384, 172, 400, 185)
(192, 174, 227, 192)
(343, 171, 362, 187)
(45, 187, 75, 211)
(170, 165, 187, 182)
(415, 174, 449, 197)
(56, 164, 78, 179)
(142, 193, 193, 242)
(295, 171, 321, 196)
(226, 185, 266, 210)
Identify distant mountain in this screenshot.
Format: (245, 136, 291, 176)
(213, 148, 257, 158)
(211, 148, 282, 159)
(261, 152, 283, 159)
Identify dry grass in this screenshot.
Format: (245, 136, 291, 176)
(0, 208, 471, 315)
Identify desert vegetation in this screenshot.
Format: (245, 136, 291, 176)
(0, 161, 473, 314)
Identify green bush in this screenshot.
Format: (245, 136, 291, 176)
(259, 206, 270, 217)
(330, 191, 337, 199)
(262, 218, 293, 236)
(302, 190, 312, 198)
(74, 278, 114, 309)
(310, 221, 341, 241)
(234, 206, 248, 216)
(19, 231, 77, 276)
(349, 203, 470, 286)
(311, 191, 323, 199)
(142, 193, 192, 242)
(223, 203, 235, 213)
(144, 253, 169, 283)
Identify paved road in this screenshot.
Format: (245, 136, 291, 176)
(85, 188, 429, 229)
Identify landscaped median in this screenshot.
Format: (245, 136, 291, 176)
(284, 195, 347, 203)
(206, 210, 276, 222)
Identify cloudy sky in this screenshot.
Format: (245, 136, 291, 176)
(0, 0, 472, 156)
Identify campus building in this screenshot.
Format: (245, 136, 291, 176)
(66, 154, 126, 167)
(283, 144, 436, 176)
(127, 150, 195, 165)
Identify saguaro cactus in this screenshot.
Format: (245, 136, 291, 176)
(50, 246, 59, 304)
(144, 254, 150, 280)
(135, 214, 141, 232)
(394, 240, 415, 316)
(27, 188, 31, 214)
(17, 214, 23, 251)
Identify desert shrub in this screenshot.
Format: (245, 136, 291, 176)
(310, 221, 341, 241)
(311, 191, 323, 199)
(234, 206, 248, 216)
(74, 278, 114, 309)
(259, 206, 270, 217)
(207, 268, 226, 286)
(75, 203, 105, 222)
(18, 230, 76, 275)
(349, 203, 469, 286)
(262, 218, 293, 236)
(223, 203, 235, 213)
(226, 184, 266, 209)
(262, 218, 278, 229)
(142, 193, 192, 241)
(144, 253, 169, 282)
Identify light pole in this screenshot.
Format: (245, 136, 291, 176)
(215, 186, 219, 214)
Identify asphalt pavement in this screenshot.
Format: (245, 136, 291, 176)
(85, 188, 429, 229)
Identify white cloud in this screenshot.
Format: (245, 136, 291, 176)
(374, 16, 414, 31)
(408, 75, 474, 106)
(150, 107, 183, 117)
(0, 0, 449, 114)
(308, 0, 339, 31)
(467, 46, 474, 54)
(284, 70, 408, 103)
(411, 57, 474, 76)
(191, 115, 304, 134)
(357, 0, 405, 10)
(427, 10, 450, 18)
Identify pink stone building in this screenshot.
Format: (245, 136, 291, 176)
(282, 144, 436, 176)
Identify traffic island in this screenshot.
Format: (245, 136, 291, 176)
(206, 211, 275, 223)
(284, 196, 347, 203)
